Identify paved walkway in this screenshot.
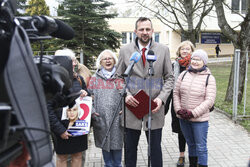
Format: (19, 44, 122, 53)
(84, 110, 250, 167)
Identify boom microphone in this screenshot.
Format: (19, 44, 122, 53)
(33, 16, 74, 40)
(123, 52, 141, 77)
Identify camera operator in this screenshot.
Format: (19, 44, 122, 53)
(48, 48, 90, 167)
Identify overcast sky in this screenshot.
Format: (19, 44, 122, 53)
(45, 0, 123, 16)
(45, 0, 58, 16)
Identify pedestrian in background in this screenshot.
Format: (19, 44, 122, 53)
(173, 49, 216, 167)
(89, 49, 123, 167)
(165, 40, 195, 167)
(215, 44, 221, 58)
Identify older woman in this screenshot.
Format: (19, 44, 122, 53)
(173, 49, 216, 167)
(88, 49, 123, 167)
(165, 40, 195, 167)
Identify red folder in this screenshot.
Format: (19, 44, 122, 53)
(126, 90, 157, 119)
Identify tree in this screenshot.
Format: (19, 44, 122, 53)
(25, 0, 51, 52)
(132, 0, 214, 45)
(57, 4, 64, 16)
(57, 0, 121, 68)
(26, 0, 50, 16)
(213, 0, 250, 103)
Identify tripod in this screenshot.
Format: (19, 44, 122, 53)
(101, 74, 132, 167)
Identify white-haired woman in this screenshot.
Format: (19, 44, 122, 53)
(88, 49, 123, 167)
(55, 48, 92, 86)
(48, 48, 89, 167)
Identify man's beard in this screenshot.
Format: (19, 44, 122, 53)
(139, 36, 150, 44)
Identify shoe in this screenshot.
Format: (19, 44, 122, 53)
(189, 156, 198, 167)
(177, 157, 185, 167)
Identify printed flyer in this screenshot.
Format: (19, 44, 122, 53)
(61, 96, 92, 136)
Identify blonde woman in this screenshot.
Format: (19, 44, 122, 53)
(165, 40, 195, 167)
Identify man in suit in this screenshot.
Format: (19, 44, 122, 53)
(116, 17, 174, 167)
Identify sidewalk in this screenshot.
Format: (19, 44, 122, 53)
(85, 110, 250, 167)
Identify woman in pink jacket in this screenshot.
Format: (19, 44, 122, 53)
(173, 49, 216, 167)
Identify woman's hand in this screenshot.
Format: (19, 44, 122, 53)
(91, 112, 100, 121)
(92, 112, 100, 117)
(60, 131, 72, 139)
(80, 90, 88, 98)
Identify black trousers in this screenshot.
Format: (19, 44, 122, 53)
(125, 128, 163, 167)
(178, 132, 186, 153)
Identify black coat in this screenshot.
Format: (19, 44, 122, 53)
(164, 65, 186, 133)
(48, 75, 89, 154)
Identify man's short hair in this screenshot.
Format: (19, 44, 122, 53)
(135, 17, 152, 30)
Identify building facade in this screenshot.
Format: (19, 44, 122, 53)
(107, 0, 245, 59)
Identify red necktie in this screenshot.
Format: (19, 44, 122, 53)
(142, 48, 147, 67)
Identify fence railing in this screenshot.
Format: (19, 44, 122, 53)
(233, 49, 250, 121)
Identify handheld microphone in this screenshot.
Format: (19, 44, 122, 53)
(33, 16, 75, 40)
(146, 50, 157, 62)
(123, 52, 141, 77)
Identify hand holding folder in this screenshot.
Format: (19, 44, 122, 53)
(126, 90, 157, 119)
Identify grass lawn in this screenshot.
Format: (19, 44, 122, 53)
(208, 61, 250, 132)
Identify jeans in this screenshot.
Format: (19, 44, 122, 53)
(125, 128, 163, 167)
(102, 149, 122, 167)
(179, 119, 209, 165)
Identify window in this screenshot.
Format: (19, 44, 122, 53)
(232, 0, 247, 14)
(129, 32, 133, 43)
(122, 32, 127, 44)
(154, 32, 159, 42)
(121, 32, 132, 44)
(121, 32, 160, 44)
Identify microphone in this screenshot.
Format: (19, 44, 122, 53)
(123, 52, 141, 77)
(147, 50, 156, 76)
(146, 50, 157, 62)
(32, 15, 75, 40)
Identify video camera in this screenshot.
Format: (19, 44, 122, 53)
(0, 0, 76, 166)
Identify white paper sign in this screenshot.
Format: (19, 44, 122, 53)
(62, 96, 92, 136)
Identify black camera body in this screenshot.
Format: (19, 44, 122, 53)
(34, 55, 73, 100)
(0, 0, 75, 166)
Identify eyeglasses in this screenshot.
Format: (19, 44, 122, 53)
(102, 57, 113, 61)
(191, 58, 202, 62)
(180, 48, 191, 51)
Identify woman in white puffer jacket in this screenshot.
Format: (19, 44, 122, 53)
(173, 49, 216, 167)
